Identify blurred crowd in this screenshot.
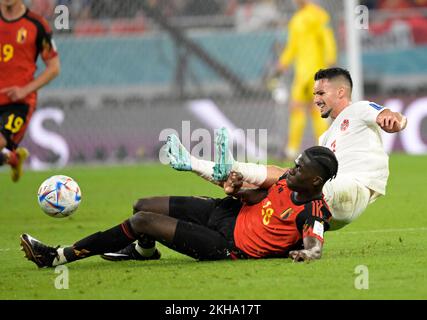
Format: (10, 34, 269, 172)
(361, 0, 427, 9)
(29, 0, 427, 20)
(27, 0, 427, 35)
(29, 0, 281, 21)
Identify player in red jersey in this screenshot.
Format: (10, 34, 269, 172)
(0, 0, 60, 181)
(20, 146, 338, 268)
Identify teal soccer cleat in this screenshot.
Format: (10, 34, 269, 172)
(166, 134, 192, 171)
(212, 128, 234, 181)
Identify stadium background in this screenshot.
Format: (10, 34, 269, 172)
(15, 0, 427, 168)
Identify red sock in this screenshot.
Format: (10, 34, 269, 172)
(7, 151, 18, 167)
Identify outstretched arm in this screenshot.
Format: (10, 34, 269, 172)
(376, 109, 407, 133)
(289, 216, 326, 262)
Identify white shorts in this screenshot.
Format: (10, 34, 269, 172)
(323, 175, 373, 230)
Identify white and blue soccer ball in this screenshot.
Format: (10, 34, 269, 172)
(37, 175, 82, 218)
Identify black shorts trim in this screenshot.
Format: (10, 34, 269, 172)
(0, 103, 30, 150)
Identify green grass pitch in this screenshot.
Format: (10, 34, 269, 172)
(1, 154, 426, 300)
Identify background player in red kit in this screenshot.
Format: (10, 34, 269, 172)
(20, 146, 338, 268)
(0, 0, 60, 182)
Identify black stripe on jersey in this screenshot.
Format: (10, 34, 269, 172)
(296, 201, 331, 234)
(23, 12, 52, 62)
(316, 200, 323, 218)
(296, 202, 313, 234)
(320, 204, 332, 230)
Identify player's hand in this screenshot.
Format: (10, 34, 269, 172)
(0, 86, 30, 102)
(223, 171, 243, 195)
(377, 109, 407, 133)
(289, 249, 314, 262)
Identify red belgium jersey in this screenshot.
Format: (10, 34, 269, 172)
(233, 177, 332, 258)
(0, 8, 58, 109)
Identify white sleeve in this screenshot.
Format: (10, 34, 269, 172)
(359, 101, 388, 125)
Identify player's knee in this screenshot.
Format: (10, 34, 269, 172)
(133, 197, 158, 213)
(129, 211, 154, 233)
(328, 207, 354, 230)
(133, 198, 147, 213)
(133, 197, 169, 215)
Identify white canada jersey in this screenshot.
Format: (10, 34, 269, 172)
(319, 101, 389, 195)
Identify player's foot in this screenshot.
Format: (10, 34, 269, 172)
(11, 147, 29, 182)
(165, 134, 192, 171)
(20, 234, 58, 268)
(212, 128, 234, 181)
(100, 243, 161, 261)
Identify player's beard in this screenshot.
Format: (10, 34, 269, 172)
(321, 107, 332, 119)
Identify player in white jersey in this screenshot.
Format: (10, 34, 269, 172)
(164, 68, 407, 230)
(310, 68, 406, 228)
(317, 100, 390, 228)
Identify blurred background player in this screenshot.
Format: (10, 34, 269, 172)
(272, 0, 337, 160)
(0, 0, 60, 181)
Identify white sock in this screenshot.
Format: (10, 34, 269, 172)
(232, 161, 267, 186)
(135, 242, 156, 257)
(52, 248, 68, 266)
(190, 156, 267, 185)
(190, 156, 215, 182)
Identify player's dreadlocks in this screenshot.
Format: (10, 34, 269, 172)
(305, 146, 338, 181)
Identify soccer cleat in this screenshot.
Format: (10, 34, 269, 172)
(165, 134, 192, 171)
(100, 243, 161, 262)
(11, 147, 29, 182)
(212, 128, 234, 181)
(20, 234, 58, 268)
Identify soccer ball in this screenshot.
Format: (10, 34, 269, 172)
(37, 175, 82, 218)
